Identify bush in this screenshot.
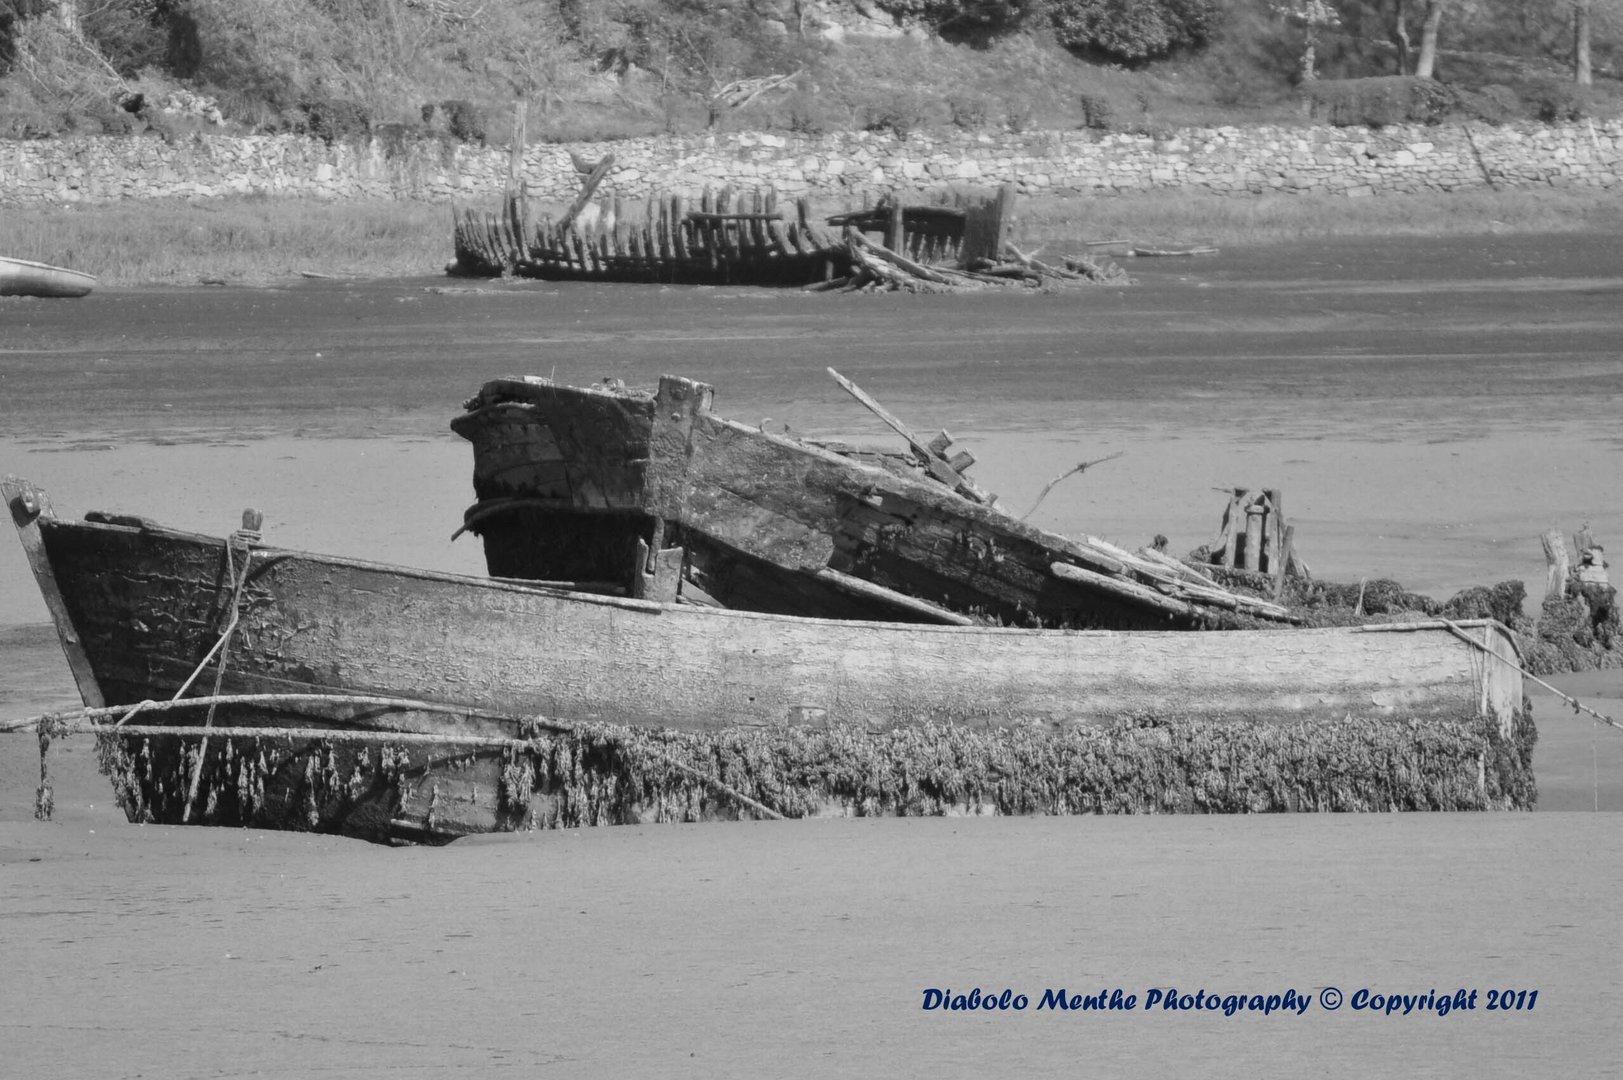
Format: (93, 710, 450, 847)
(1526, 77, 1588, 122)
(441, 99, 486, 144)
(863, 90, 931, 138)
(1456, 83, 1522, 125)
(301, 97, 370, 143)
(1049, 0, 1221, 63)
(948, 93, 989, 130)
(1303, 75, 1459, 127)
(1079, 91, 1117, 130)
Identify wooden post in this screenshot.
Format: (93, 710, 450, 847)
(990, 183, 1015, 257)
(1263, 488, 1282, 575)
(1273, 524, 1296, 600)
(1543, 528, 1571, 598)
(886, 196, 904, 252)
(506, 99, 527, 195)
(1222, 489, 1246, 569)
(1243, 498, 1265, 572)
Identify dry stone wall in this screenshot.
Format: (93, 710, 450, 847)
(2, 121, 1619, 206)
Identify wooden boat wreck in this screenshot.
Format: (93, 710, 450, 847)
(448, 165, 1042, 291)
(451, 373, 1299, 630)
(0, 255, 96, 298)
(5, 475, 1533, 844)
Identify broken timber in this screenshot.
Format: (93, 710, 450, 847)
(451, 374, 1295, 629)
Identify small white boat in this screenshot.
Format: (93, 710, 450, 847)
(0, 255, 96, 298)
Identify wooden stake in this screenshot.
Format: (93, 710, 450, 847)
(1542, 528, 1570, 599)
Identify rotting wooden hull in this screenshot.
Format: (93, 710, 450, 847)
(0, 256, 96, 298)
(6, 476, 1533, 844)
(450, 376, 1298, 629)
(450, 189, 851, 286)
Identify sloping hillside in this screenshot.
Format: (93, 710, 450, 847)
(1, 0, 1617, 143)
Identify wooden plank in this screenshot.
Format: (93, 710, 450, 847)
(3, 476, 106, 706)
(646, 375, 713, 527)
(35, 513, 1518, 732)
(827, 367, 988, 502)
(1222, 488, 1245, 569)
(811, 568, 975, 625)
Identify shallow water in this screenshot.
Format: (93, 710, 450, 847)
(3, 233, 1623, 1076)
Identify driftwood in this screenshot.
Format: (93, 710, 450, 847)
(1020, 452, 1124, 521)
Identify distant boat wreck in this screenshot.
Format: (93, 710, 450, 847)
(0, 255, 96, 298)
(450, 167, 1125, 292)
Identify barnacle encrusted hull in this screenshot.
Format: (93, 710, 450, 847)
(6, 475, 1531, 844)
(91, 707, 1537, 842)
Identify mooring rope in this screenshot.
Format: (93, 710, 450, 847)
(181, 540, 255, 823)
(1439, 618, 1623, 735)
(8, 691, 786, 824)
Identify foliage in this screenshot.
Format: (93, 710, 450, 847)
(1, 0, 1620, 142)
(1048, 0, 1222, 62)
(1524, 75, 1590, 121)
(1302, 73, 1460, 126)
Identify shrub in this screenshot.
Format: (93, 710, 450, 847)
(1457, 83, 1522, 125)
(1303, 75, 1459, 128)
(1525, 77, 1588, 122)
(948, 93, 989, 130)
(441, 99, 487, 144)
(863, 90, 931, 138)
(1079, 91, 1117, 130)
(302, 97, 371, 142)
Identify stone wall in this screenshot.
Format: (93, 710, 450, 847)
(3, 121, 1619, 206)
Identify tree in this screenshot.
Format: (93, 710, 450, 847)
(1389, 0, 1412, 73)
(1048, 0, 1221, 62)
(1273, 0, 1342, 81)
(1413, 0, 1443, 77)
(1574, 0, 1592, 84)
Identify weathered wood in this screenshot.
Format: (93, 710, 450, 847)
(826, 367, 989, 502)
(1243, 499, 1265, 572)
(811, 567, 975, 625)
(1222, 489, 1245, 569)
(1264, 488, 1283, 575)
(633, 539, 684, 603)
(2, 477, 105, 706)
(8, 488, 1529, 839)
(453, 379, 1300, 631)
(1543, 528, 1570, 597)
(559, 154, 614, 230)
(23, 507, 1521, 733)
(1274, 524, 1296, 601)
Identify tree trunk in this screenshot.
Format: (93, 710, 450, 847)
(57, 0, 80, 33)
(1574, 0, 1593, 86)
(1414, 0, 1444, 79)
(1391, 0, 1413, 75)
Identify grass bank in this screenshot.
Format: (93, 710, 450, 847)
(4, 187, 1621, 287)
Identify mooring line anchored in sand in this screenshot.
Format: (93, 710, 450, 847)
(5, 692, 787, 825)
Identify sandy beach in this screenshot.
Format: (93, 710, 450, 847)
(3, 232, 1622, 1077)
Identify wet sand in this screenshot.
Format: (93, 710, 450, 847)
(3, 233, 1623, 1076)
(3, 736, 1621, 1078)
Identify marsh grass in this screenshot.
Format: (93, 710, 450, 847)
(3, 187, 1621, 287)
(0, 198, 451, 285)
(1013, 187, 1623, 250)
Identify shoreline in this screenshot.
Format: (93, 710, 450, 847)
(1, 187, 1621, 287)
